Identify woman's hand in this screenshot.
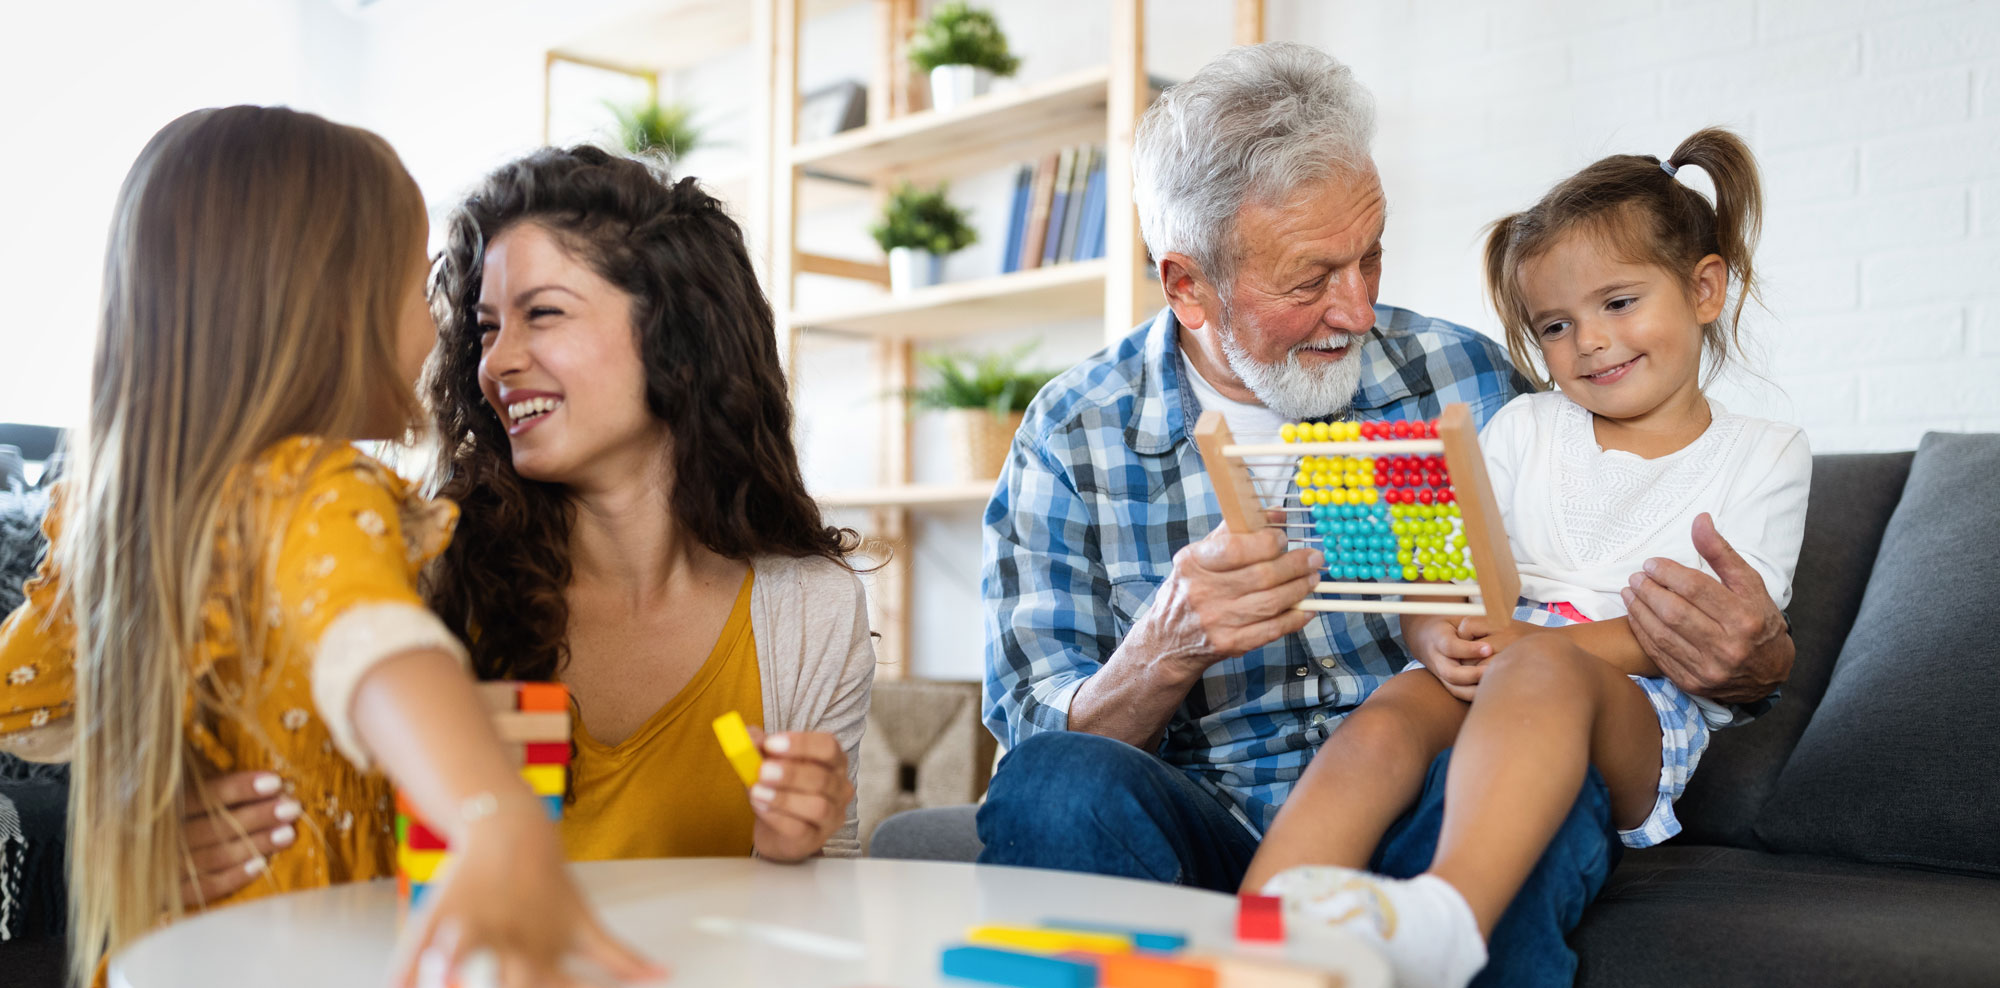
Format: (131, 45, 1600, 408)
(180, 771, 301, 909)
(745, 730, 853, 863)
(1404, 613, 1492, 702)
(394, 794, 664, 988)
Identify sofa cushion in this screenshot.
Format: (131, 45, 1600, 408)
(1573, 845, 2000, 987)
(1755, 433, 2000, 874)
(1671, 452, 1911, 847)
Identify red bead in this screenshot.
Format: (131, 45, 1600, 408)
(1417, 489, 1434, 505)
(1428, 419, 1441, 437)
(1391, 421, 1410, 438)
(1427, 470, 1446, 487)
(1440, 489, 1456, 504)
(1426, 455, 1445, 472)
(1390, 471, 1408, 487)
(1360, 421, 1379, 439)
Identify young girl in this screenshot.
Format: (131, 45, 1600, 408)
(0, 107, 658, 987)
(1242, 128, 1811, 988)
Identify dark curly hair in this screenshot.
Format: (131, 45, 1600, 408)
(425, 145, 860, 682)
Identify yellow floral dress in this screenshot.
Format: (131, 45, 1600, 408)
(0, 436, 462, 909)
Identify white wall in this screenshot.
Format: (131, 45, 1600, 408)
(6, 0, 1994, 680)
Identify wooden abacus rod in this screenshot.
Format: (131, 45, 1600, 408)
(1314, 581, 1476, 596)
(1225, 440, 1448, 456)
(1299, 599, 1485, 616)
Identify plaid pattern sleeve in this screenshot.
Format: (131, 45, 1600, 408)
(982, 305, 1533, 834)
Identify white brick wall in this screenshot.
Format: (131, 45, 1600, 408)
(1291, 0, 2000, 454)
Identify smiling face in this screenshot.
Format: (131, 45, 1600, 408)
(474, 222, 662, 488)
(1516, 227, 1726, 434)
(1168, 167, 1386, 421)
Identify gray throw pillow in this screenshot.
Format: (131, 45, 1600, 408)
(1755, 432, 2000, 874)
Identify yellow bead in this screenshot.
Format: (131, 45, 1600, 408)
(1360, 471, 1376, 488)
(1311, 422, 1331, 442)
(1346, 422, 1363, 441)
(1343, 471, 1361, 488)
(1300, 489, 1318, 505)
(1294, 471, 1311, 488)
(1310, 470, 1330, 488)
(1360, 488, 1378, 504)
(1328, 488, 1349, 505)
(1281, 423, 1298, 443)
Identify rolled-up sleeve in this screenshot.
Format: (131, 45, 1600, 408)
(981, 434, 1113, 748)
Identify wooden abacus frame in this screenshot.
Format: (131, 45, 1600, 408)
(1193, 403, 1521, 624)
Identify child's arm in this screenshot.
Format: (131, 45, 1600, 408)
(344, 649, 662, 988)
(1459, 616, 1659, 678)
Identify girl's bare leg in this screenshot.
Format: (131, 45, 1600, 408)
(1427, 634, 1664, 937)
(1241, 670, 1468, 893)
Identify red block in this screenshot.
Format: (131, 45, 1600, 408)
(404, 819, 448, 851)
(1237, 894, 1284, 942)
(523, 742, 571, 766)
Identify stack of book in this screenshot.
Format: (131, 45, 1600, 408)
(1001, 144, 1107, 275)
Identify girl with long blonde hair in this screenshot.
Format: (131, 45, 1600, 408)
(0, 106, 658, 987)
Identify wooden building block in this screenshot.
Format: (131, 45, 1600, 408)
(1098, 952, 1217, 988)
(520, 763, 566, 797)
(517, 682, 569, 713)
(494, 711, 571, 744)
(1236, 895, 1284, 943)
(398, 846, 446, 884)
(966, 924, 1133, 956)
(1188, 955, 1339, 988)
(523, 741, 571, 765)
(1040, 919, 1188, 952)
(939, 944, 1098, 988)
(712, 710, 764, 787)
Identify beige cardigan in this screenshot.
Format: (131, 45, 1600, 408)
(748, 553, 878, 858)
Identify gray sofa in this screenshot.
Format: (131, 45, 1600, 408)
(873, 437, 2000, 986)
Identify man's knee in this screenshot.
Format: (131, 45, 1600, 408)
(977, 731, 1185, 879)
(985, 731, 1159, 812)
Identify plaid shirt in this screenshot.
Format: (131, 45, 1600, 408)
(982, 305, 1533, 835)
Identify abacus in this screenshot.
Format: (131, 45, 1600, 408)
(1192, 403, 1520, 624)
(395, 681, 571, 913)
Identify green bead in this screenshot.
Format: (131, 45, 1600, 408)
(1453, 534, 1467, 550)
(1453, 566, 1472, 581)
(1403, 565, 1420, 581)
(1397, 549, 1413, 564)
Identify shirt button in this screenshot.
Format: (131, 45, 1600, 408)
(1318, 657, 1335, 669)
(1294, 666, 1308, 677)
(1312, 712, 1328, 725)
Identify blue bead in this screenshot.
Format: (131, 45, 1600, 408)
(1322, 536, 1338, 552)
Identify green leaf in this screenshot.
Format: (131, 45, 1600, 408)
(906, 2, 1021, 76)
(870, 180, 978, 254)
(896, 341, 1060, 417)
(604, 98, 703, 159)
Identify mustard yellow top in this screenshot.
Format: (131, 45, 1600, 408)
(560, 568, 762, 861)
(0, 437, 460, 908)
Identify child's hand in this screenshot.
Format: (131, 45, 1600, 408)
(1455, 616, 1544, 656)
(745, 728, 854, 863)
(393, 795, 664, 988)
(1404, 613, 1493, 702)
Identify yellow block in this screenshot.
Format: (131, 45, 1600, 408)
(520, 763, 565, 797)
(964, 925, 1133, 956)
(398, 845, 448, 884)
(711, 710, 763, 787)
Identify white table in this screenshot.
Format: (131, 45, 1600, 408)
(111, 857, 1389, 987)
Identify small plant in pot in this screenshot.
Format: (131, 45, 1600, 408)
(907, 2, 1020, 113)
(605, 98, 703, 160)
(870, 181, 977, 294)
(903, 344, 1058, 482)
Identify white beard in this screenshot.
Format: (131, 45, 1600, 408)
(1214, 303, 1367, 421)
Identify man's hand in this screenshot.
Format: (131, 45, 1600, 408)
(1622, 513, 1792, 704)
(1067, 514, 1321, 748)
(1143, 519, 1323, 682)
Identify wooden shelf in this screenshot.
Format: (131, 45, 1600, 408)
(790, 259, 1110, 339)
(551, 0, 865, 73)
(816, 481, 997, 509)
(788, 67, 1116, 184)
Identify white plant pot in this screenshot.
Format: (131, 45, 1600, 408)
(928, 64, 993, 113)
(887, 246, 944, 294)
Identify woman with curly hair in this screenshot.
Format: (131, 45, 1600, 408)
(421, 146, 874, 862)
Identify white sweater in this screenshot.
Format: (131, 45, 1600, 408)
(1482, 391, 1811, 623)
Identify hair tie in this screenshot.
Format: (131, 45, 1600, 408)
(1661, 160, 1679, 177)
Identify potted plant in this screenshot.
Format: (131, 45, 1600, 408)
(605, 98, 703, 160)
(870, 181, 977, 294)
(906, 2, 1021, 113)
(903, 344, 1058, 482)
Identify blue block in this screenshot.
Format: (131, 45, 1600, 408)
(940, 945, 1096, 988)
(543, 794, 563, 821)
(1037, 919, 1189, 952)
(408, 882, 431, 910)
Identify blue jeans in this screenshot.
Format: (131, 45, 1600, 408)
(977, 732, 1620, 988)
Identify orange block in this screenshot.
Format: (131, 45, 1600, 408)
(517, 682, 568, 713)
(1099, 953, 1216, 988)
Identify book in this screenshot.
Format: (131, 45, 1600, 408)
(1019, 151, 1059, 271)
(1055, 145, 1095, 263)
(1073, 146, 1106, 262)
(1042, 146, 1078, 268)
(1001, 165, 1032, 275)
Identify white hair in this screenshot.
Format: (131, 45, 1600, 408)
(1133, 43, 1377, 288)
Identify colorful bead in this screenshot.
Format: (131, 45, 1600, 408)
(1281, 423, 1299, 443)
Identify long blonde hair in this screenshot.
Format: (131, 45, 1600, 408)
(61, 105, 425, 982)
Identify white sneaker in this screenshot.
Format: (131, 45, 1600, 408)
(1261, 866, 1487, 988)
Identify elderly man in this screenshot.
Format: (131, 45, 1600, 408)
(978, 43, 1792, 986)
